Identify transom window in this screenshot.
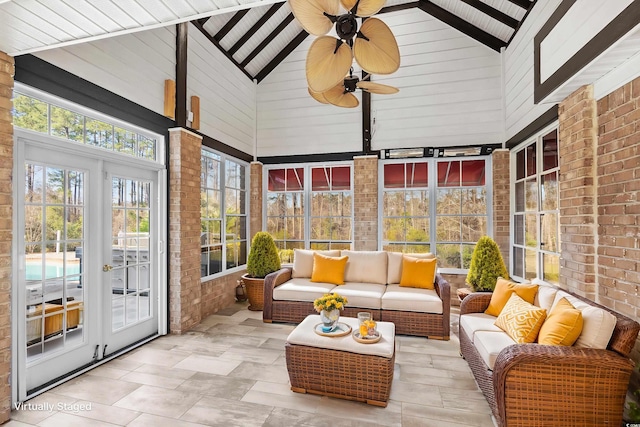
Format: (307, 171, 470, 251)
(200, 148, 248, 278)
(265, 163, 353, 258)
(512, 127, 559, 284)
(12, 89, 158, 162)
(380, 157, 490, 271)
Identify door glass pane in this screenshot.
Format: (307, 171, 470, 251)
(111, 176, 151, 331)
(25, 164, 85, 362)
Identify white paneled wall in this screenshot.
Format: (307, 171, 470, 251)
(503, 0, 562, 142)
(371, 10, 502, 150)
(35, 26, 176, 116)
(256, 36, 362, 158)
(188, 25, 256, 155)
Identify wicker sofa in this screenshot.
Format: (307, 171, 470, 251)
(263, 249, 450, 339)
(459, 282, 640, 427)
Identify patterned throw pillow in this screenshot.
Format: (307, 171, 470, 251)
(494, 293, 547, 344)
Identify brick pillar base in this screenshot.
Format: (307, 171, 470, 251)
(492, 149, 510, 266)
(168, 128, 203, 333)
(558, 85, 598, 299)
(353, 156, 378, 251)
(0, 51, 14, 424)
(250, 162, 263, 240)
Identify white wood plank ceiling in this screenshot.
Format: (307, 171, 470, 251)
(0, 0, 535, 83)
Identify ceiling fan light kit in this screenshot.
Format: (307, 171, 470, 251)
(290, 0, 400, 108)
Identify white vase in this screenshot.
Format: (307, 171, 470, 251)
(320, 309, 340, 332)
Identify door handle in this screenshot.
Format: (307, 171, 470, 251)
(103, 264, 113, 272)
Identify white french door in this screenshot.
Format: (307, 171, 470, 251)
(15, 133, 164, 400)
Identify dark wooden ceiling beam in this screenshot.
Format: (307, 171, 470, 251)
(379, 2, 419, 14)
(460, 0, 519, 29)
(191, 21, 254, 81)
(418, 0, 505, 52)
(507, 0, 532, 9)
(255, 30, 308, 83)
(228, 3, 284, 56)
(241, 13, 295, 67)
(176, 22, 188, 127)
(214, 9, 250, 41)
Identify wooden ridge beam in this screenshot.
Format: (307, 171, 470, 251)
(228, 3, 284, 56)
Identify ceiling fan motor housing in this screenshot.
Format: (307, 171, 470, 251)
(344, 75, 359, 92)
(336, 14, 358, 40)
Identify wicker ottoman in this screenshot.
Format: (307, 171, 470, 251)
(285, 315, 395, 407)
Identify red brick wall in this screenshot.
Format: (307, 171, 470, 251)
(596, 77, 640, 323)
(0, 51, 13, 424)
(492, 149, 510, 265)
(201, 270, 245, 318)
(353, 156, 378, 250)
(168, 128, 203, 333)
(558, 85, 598, 299)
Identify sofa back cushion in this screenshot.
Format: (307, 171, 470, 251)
(292, 249, 341, 278)
(534, 281, 558, 311)
(387, 252, 435, 285)
(342, 250, 388, 285)
(552, 291, 616, 349)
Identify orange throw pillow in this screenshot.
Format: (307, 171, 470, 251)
(399, 256, 436, 289)
(485, 278, 538, 317)
(310, 253, 348, 285)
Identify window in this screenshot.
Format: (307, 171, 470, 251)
(200, 149, 248, 278)
(265, 163, 353, 258)
(12, 90, 158, 162)
(310, 166, 352, 250)
(512, 127, 559, 284)
(381, 158, 490, 271)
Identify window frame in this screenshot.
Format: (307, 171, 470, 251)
(263, 161, 354, 251)
(378, 156, 493, 274)
(200, 147, 249, 281)
(510, 122, 560, 285)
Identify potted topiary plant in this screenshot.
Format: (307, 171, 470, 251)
(459, 236, 509, 300)
(242, 231, 281, 311)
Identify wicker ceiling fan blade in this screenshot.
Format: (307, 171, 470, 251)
(306, 36, 353, 93)
(308, 87, 330, 104)
(353, 18, 400, 75)
(323, 83, 360, 108)
(289, 0, 341, 36)
(341, 0, 386, 17)
(357, 81, 399, 94)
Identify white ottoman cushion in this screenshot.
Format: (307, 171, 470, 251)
(286, 315, 395, 358)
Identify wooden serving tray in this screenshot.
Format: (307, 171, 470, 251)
(314, 322, 352, 337)
(352, 330, 382, 344)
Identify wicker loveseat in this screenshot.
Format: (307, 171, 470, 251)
(263, 249, 450, 339)
(459, 282, 640, 427)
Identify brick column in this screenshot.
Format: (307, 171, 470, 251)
(596, 77, 640, 318)
(168, 128, 202, 333)
(0, 51, 13, 424)
(491, 149, 510, 266)
(353, 155, 378, 250)
(250, 161, 263, 239)
(558, 85, 598, 300)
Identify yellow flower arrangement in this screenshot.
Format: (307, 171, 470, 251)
(313, 293, 348, 313)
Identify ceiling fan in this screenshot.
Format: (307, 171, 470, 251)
(289, 0, 400, 107)
(308, 68, 399, 108)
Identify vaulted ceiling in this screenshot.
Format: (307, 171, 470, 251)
(0, 0, 534, 83)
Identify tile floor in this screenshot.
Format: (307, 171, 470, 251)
(9, 304, 496, 427)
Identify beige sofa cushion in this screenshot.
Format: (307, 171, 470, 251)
(474, 331, 516, 370)
(332, 282, 386, 309)
(460, 313, 503, 342)
(387, 252, 435, 285)
(272, 278, 337, 302)
(291, 249, 341, 278)
(380, 284, 442, 313)
(552, 291, 617, 349)
(342, 250, 388, 285)
(534, 282, 558, 312)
